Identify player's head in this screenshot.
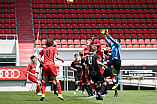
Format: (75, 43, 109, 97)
(115, 39, 121, 43)
(91, 34, 96, 41)
(91, 45, 97, 53)
(79, 50, 84, 57)
(30, 55, 36, 63)
(45, 38, 54, 47)
(106, 44, 111, 51)
(74, 54, 79, 60)
(86, 39, 91, 45)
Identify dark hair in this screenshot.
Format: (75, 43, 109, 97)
(74, 54, 78, 57)
(79, 50, 84, 57)
(45, 38, 54, 47)
(30, 55, 36, 59)
(91, 34, 96, 37)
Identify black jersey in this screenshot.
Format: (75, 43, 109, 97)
(102, 51, 112, 62)
(86, 53, 101, 75)
(81, 56, 87, 77)
(71, 60, 82, 75)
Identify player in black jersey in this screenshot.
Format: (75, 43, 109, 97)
(101, 45, 116, 95)
(70, 54, 84, 94)
(39, 62, 58, 95)
(79, 50, 94, 98)
(86, 46, 107, 100)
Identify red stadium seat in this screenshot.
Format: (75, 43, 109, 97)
(69, 45, 74, 48)
(128, 24, 133, 29)
(132, 14, 137, 19)
(65, 24, 71, 29)
(81, 39, 86, 44)
(146, 45, 152, 48)
(67, 34, 73, 39)
(153, 45, 157, 48)
(117, 29, 122, 34)
(129, 29, 135, 34)
(140, 45, 146, 48)
(133, 45, 139, 48)
(123, 29, 128, 34)
(126, 39, 131, 45)
(121, 19, 126, 24)
(59, 24, 65, 28)
(151, 39, 157, 44)
(86, 34, 91, 39)
(138, 39, 144, 44)
(103, 24, 108, 28)
(73, 29, 78, 34)
(73, 34, 79, 39)
(68, 39, 73, 44)
(116, 24, 121, 28)
(84, 24, 90, 28)
(145, 39, 150, 44)
(62, 45, 68, 48)
(143, 34, 149, 39)
(148, 29, 154, 34)
(136, 29, 141, 34)
(142, 29, 147, 34)
(134, 24, 140, 29)
(137, 34, 142, 39)
(147, 24, 152, 29)
(121, 45, 126, 48)
(150, 34, 155, 39)
(78, 29, 84, 34)
(118, 34, 123, 39)
(132, 39, 138, 44)
(120, 39, 125, 45)
(122, 24, 127, 29)
(61, 39, 67, 44)
(127, 45, 133, 48)
(75, 45, 81, 48)
(124, 34, 130, 39)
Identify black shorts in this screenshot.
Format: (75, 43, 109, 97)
(107, 59, 121, 72)
(48, 73, 54, 81)
(75, 75, 81, 81)
(103, 69, 113, 78)
(82, 76, 88, 83)
(89, 73, 105, 84)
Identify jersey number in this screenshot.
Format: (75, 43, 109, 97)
(46, 50, 50, 57)
(88, 57, 92, 65)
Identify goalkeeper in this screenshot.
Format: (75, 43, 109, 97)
(101, 29, 121, 92)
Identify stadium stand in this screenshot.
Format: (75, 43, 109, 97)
(31, 0, 157, 48)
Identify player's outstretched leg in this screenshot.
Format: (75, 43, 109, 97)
(40, 83, 46, 101)
(100, 83, 106, 96)
(112, 73, 120, 89)
(114, 88, 118, 97)
(95, 84, 103, 100)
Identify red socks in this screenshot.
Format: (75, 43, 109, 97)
(42, 83, 46, 94)
(79, 82, 82, 88)
(57, 82, 61, 94)
(36, 85, 40, 93)
(92, 84, 95, 90)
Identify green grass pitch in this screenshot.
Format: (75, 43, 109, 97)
(0, 90, 157, 104)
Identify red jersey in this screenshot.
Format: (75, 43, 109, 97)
(39, 46, 58, 65)
(27, 63, 36, 74)
(90, 39, 102, 55)
(84, 47, 90, 56)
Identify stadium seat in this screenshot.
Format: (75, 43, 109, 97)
(133, 45, 139, 48)
(120, 39, 125, 44)
(121, 45, 126, 48)
(145, 39, 150, 44)
(81, 39, 86, 44)
(143, 34, 149, 39)
(138, 39, 144, 44)
(62, 45, 68, 48)
(124, 34, 130, 39)
(73, 34, 79, 39)
(153, 45, 157, 48)
(69, 45, 74, 48)
(151, 39, 157, 44)
(132, 39, 138, 44)
(67, 34, 73, 39)
(127, 45, 133, 48)
(75, 45, 81, 48)
(68, 39, 73, 44)
(140, 45, 146, 48)
(126, 39, 131, 45)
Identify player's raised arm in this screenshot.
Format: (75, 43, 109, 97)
(101, 29, 111, 46)
(55, 54, 64, 62)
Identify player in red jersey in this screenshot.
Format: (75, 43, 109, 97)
(27, 55, 42, 95)
(38, 38, 65, 101)
(90, 34, 104, 75)
(90, 34, 103, 61)
(84, 39, 91, 56)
